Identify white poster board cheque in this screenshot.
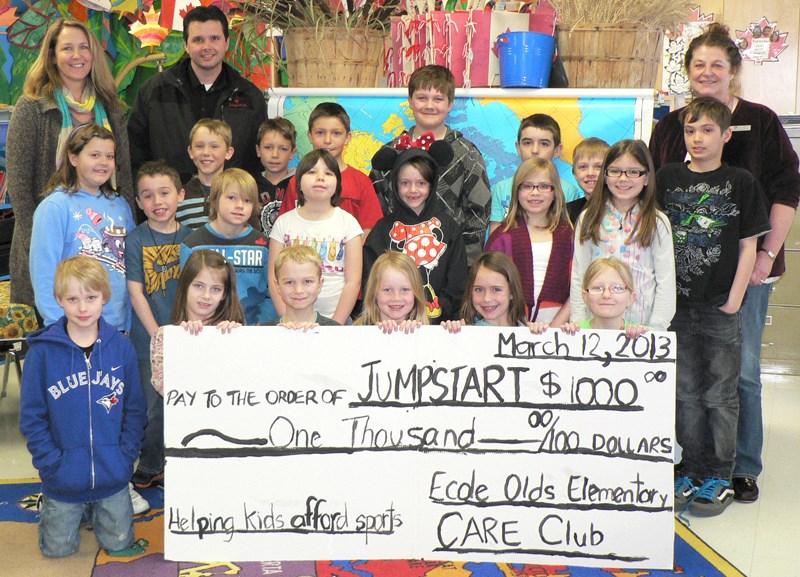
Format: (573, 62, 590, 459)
(163, 326, 676, 568)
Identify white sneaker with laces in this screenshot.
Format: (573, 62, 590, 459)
(129, 483, 150, 515)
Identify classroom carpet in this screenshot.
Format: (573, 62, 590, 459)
(0, 479, 746, 577)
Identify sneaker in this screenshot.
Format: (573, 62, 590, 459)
(106, 538, 148, 557)
(733, 477, 759, 503)
(674, 476, 698, 510)
(689, 478, 734, 517)
(131, 469, 164, 489)
(129, 483, 150, 515)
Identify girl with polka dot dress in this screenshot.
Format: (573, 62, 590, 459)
(569, 140, 676, 330)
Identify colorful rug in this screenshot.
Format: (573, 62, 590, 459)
(0, 479, 745, 577)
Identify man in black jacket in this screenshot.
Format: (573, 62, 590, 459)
(128, 5, 266, 184)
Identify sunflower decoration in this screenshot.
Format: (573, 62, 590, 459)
(4, 323, 22, 339)
(0, 304, 38, 337)
(23, 316, 39, 334)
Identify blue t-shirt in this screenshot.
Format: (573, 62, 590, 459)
(181, 223, 275, 325)
(126, 222, 192, 359)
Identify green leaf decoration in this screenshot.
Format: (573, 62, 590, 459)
(0, 43, 11, 104)
(85, 11, 107, 51)
(143, 33, 185, 69)
(110, 14, 139, 91)
(6, 0, 59, 50)
(8, 43, 37, 102)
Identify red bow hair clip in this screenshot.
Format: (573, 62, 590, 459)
(395, 131, 436, 151)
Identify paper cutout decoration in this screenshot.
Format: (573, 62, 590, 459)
(129, 6, 169, 48)
(75, 0, 140, 14)
(661, 6, 714, 95)
(160, 0, 213, 32)
(736, 17, 789, 64)
(75, 0, 111, 11)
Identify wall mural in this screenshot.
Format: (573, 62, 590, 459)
(0, 0, 273, 106)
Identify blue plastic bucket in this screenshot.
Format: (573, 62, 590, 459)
(496, 31, 556, 88)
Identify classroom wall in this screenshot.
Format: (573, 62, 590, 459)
(715, 1, 800, 374)
(707, 0, 799, 114)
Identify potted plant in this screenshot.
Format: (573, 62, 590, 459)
(547, 0, 692, 88)
(242, 0, 401, 88)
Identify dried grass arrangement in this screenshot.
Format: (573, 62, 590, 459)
(242, 0, 401, 32)
(240, 0, 402, 88)
(547, 0, 692, 29)
(548, 0, 693, 88)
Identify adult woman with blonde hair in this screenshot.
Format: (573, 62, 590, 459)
(6, 17, 135, 308)
(649, 22, 800, 503)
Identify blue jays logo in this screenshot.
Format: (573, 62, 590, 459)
(97, 393, 119, 413)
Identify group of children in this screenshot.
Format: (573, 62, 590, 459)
(19, 64, 769, 558)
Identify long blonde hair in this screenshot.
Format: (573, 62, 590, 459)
(23, 18, 122, 112)
(357, 252, 429, 325)
(209, 168, 258, 221)
(501, 157, 566, 233)
(582, 257, 635, 292)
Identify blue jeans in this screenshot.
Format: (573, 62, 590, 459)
(734, 282, 771, 480)
(137, 356, 163, 475)
(672, 305, 741, 480)
(38, 486, 133, 557)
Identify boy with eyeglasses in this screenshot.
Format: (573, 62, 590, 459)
(656, 97, 769, 517)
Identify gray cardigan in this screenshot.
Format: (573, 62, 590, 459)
(5, 95, 135, 307)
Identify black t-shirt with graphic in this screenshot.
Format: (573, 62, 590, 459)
(657, 162, 770, 306)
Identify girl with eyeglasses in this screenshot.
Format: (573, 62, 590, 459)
(485, 158, 573, 326)
(570, 139, 676, 330)
(559, 258, 648, 339)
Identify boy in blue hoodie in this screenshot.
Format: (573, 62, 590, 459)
(20, 256, 147, 558)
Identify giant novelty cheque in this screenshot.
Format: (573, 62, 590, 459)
(163, 326, 676, 568)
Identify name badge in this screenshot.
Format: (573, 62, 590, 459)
(730, 125, 752, 132)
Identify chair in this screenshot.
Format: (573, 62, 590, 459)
(0, 303, 38, 398)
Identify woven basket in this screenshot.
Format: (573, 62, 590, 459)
(556, 24, 664, 89)
(283, 27, 385, 88)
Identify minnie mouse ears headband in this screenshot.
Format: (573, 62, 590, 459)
(371, 131, 455, 173)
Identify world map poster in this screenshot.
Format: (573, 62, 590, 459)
(267, 89, 654, 203)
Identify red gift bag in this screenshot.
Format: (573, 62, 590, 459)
(388, 14, 427, 87)
(420, 11, 471, 87)
(388, 16, 406, 87)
